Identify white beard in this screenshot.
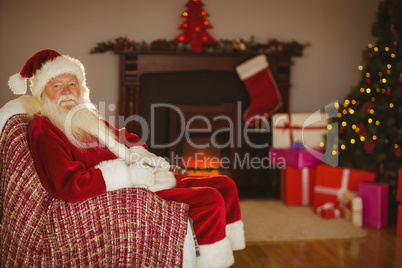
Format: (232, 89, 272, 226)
(40, 95, 117, 150)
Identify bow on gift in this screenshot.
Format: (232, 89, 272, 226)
(314, 169, 351, 208)
(316, 202, 343, 219)
(275, 114, 327, 145)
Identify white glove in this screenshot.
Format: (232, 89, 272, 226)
(128, 162, 156, 189)
(96, 159, 132, 191)
(148, 168, 177, 192)
(127, 146, 170, 170)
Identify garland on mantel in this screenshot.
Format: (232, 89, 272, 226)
(89, 36, 310, 54)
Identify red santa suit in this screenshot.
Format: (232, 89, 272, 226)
(28, 114, 244, 267)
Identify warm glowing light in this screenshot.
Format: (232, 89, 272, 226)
(381, 78, 387, 83)
(382, 88, 386, 93)
(369, 109, 374, 114)
(342, 121, 347, 127)
(395, 144, 399, 149)
(352, 124, 357, 129)
(351, 100, 357, 105)
(360, 136, 365, 141)
(183, 23, 188, 28)
(358, 65, 363, 71)
(183, 12, 188, 17)
(387, 70, 391, 74)
(391, 53, 396, 58)
(366, 73, 371, 78)
(368, 44, 373, 48)
(344, 99, 350, 105)
(360, 88, 365, 93)
(333, 144, 337, 149)
(355, 127, 360, 132)
(387, 64, 391, 69)
(337, 112, 342, 117)
(379, 72, 383, 76)
(204, 20, 209, 25)
(320, 142, 325, 147)
(376, 88, 381, 93)
(374, 47, 379, 52)
(371, 97, 375, 102)
(349, 108, 355, 114)
(178, 36, 185, 41)
(368, 118, 373, 123)
(334, 102, 340, 109)
(366, 88, 371, 93)
(332, 150, 337, 155)
(390, 103, 394, 108)
(327, 125, 332, 130)
(375, 120, 380, 125)
(202, 36, 207, 41)
(385, 47, 390, 51)
(341, 144, 346, 150)
(373, 135, 377, 140)
(202, 11, 207, 16)
(343, 110, 347, 115)
(351, 139, 356, 144)
(195, 27, 201, 31)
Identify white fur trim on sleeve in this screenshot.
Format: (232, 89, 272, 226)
(96, 159, 131, 191)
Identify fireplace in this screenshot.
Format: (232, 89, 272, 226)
(115, 51, 299, 197)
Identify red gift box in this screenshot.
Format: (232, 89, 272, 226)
(269, 147, 322, 168)
(397, 204, 402, 236)
(283, 167, 315, 205)
(316, 203, 344, 219)
(313, 164, 376, 211)
(358, 181, 388, 229)
(397, 169, 402, 202)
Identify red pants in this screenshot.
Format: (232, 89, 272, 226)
(156, 174, 241, 245)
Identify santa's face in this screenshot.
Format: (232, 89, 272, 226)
(43, 73, 81, 110)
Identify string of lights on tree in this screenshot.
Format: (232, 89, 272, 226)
(325, 0, 402, 180)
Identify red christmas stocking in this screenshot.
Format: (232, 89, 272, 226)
(236, 54, 282, 126)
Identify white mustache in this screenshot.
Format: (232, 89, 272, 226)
(57, 95, 79, 106)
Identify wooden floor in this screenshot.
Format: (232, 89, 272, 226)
(232, 225, 402, 268)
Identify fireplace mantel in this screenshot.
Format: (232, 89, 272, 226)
(115, 51, 299, 133)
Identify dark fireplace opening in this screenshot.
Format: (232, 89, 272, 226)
(137, 70, 280, 198)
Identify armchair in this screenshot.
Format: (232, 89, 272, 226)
(0, 97, 196, 267)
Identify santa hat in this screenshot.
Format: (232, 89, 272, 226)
(8, 49, 86, 97)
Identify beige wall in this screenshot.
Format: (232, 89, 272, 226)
(0, 0, 380, 118)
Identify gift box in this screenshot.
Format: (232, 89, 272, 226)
(313, 164, 376, 211)
(358, 181, 388, 229)
(269, 147, 322, 168)
(341, 191, 363, 227)
(397, 169, 402, 202)
(316, 203, 344, 219)
(397, 204, 402, 236)
(272, 113, 328, 148)
(283, 167, 315, 205)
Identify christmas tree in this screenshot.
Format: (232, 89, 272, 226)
(174, 0, 216, 52)
(325, 0, 402, 192)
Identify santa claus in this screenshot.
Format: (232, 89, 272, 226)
(8, 49, 245, 268)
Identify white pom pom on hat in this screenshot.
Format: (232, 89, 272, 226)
(8, 49, 86, 97)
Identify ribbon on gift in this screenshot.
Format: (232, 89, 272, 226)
(301, 167, 310, 205)
(274, 114, 328, 145)
(314, 168, 351, 208)
(316, 202, 343, 219)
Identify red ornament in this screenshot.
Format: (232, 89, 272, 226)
(366, 78, 372, 84)
(174, 0, 216, 52)
(362, 101, 375, 110)
(339, 127, 344, 135)
(398, 74, 402, 84)
(355, 122, 367, 138)
(395, 148, 402, 157)
(363, 139, 375, 153)
(362, 50, 370, 65)
(391, 24, 395, 33)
